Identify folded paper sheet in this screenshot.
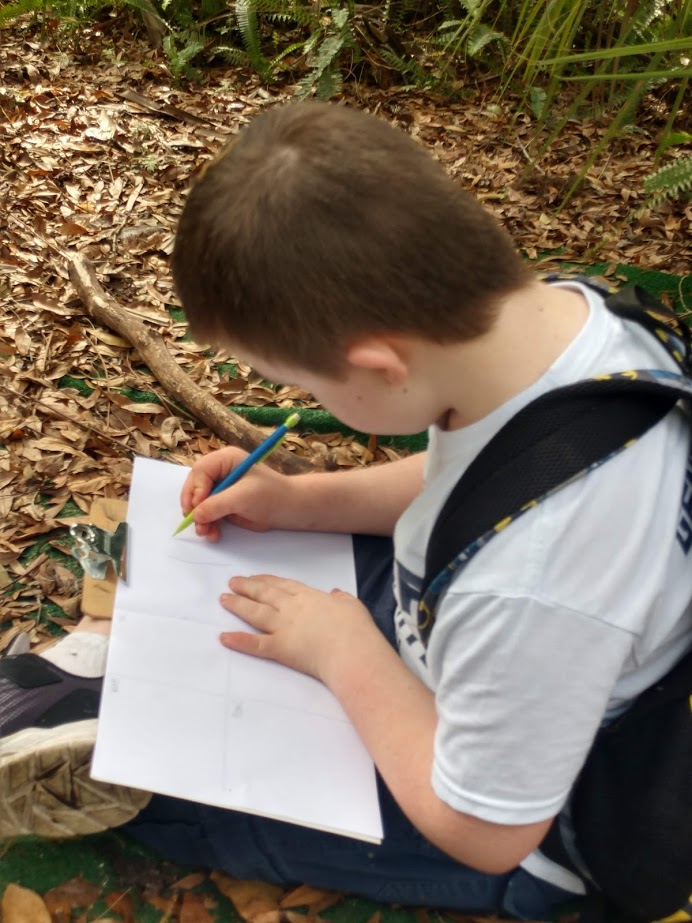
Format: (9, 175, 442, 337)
(92, 457, 383, 843)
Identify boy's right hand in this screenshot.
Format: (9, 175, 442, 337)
(180, 447, 297, 542)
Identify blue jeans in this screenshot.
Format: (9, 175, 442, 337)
(125, 536, 576, 920)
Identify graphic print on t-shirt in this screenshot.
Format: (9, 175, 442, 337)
(676, 449, 692, 554)
(394, 559, 428, 668)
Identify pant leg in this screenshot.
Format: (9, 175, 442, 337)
(351, 534, 397, 646)
(127, 777, 512, 911)
(124, 535, 577, 919)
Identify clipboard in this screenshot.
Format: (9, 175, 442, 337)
(79, 498, 128, 619)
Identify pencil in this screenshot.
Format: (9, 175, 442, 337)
(173, 412, 301, 536)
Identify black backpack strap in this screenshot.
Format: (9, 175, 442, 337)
(417, 282, 692, 647)
(418, 372, 688, 644)
(604, 285, 692, 374)
(544, 275, 692, 371)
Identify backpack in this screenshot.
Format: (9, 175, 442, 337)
(417, 278, 692, 922)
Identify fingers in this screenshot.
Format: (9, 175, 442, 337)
(193, 491, 239, 526)
(219, 575, 309, 632)
(195, 521, 220, 542)
(220, 582, 283, 636)
(225, 574, 299, 607)
(219, 631, 268, 657)
(180, 448, 249, 515)
(180, 472, 213, 516)
(230, 574, 307, 596)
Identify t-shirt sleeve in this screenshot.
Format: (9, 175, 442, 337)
(427, 591, 633, 825)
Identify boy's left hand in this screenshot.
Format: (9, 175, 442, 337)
(219, 575, 377, 683)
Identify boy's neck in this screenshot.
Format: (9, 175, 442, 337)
(432, 281, 590, 431)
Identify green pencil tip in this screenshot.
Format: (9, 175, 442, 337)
(173, 512, 194, 536)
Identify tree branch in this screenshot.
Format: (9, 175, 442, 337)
(67, 254, 315, 474)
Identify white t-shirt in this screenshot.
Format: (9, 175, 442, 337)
(394, 281, 692, 837)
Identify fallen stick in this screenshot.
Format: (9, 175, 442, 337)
(67, 254, 315, 474)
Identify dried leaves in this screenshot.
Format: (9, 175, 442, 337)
(4, 20, 685, 923)
(2, 883, 52, 923)
(1, 874, 539, 923)
(0, 874, 345, 923)
(0, 25, 402, 639)
(0, 18, 689, 647)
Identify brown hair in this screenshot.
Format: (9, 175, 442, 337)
(172, 101, 531, 375)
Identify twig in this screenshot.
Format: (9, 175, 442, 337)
(67, 254, 316, 474)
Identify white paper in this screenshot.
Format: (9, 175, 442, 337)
(92, 457, 383, 843)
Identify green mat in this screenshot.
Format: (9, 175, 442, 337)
(0, 833, 438, 923)
(1, 263, 689, 920)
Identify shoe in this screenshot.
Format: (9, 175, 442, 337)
(0, 652, 151, 839)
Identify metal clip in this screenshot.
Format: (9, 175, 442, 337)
(70, 521, 128, 582)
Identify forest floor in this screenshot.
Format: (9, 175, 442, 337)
(0, 12, 690, 921)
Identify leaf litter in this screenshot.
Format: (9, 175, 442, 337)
(0, 13, 689, 922)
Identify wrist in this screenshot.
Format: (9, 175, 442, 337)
(287, 471, 342, 532)
(319, 616, 394, 693)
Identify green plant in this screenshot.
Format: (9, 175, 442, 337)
(2, 0, 689, 200)
(163, 30, 206, 78)
(507, 0, 692, 205)
(436, 0, 507, 66)
(0, 0, 47, 25)
(296, 5, 360, 99)
(644, 153, 692, 206)
(233, 0, 272, 79)
(219, 1, 359, 98)
(216, 2, 322, 87)
(379, 46, 446, 91)
(0, 0, 165, 44)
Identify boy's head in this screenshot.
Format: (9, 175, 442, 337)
(172, 101, 530, 377)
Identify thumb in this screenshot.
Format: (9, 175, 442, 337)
(193, 491, 237, 526)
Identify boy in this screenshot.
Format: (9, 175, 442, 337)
(2, 101, 691, 920)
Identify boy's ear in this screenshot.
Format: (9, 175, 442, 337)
(345, 336, 411, 385)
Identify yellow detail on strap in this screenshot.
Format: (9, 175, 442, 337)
(494, 516, 513, 532)
(652, 902, 692, 923)
(418, 602, 432, 630)
(622, 370, 639, 380)
(653, 912, 691, 922)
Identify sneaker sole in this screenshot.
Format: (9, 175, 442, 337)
(0, 719, 151, 839)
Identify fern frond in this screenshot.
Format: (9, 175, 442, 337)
(438, 18, 462, 34)
(163, 32, 205, 79)
(267, 6, 317, 27)
(315, 64, 342, 100)
(459, 0, 482, 16)
(265, 12, 294, 24)
(305, 33, 343, 82)
(466, 23, 505, 57)
(379, 47, 440, 90)
(270, 39, 306, 69)
(644, 154, 692, 205)
(235, 0, 262, 62)
(216, 43, 251, 65)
